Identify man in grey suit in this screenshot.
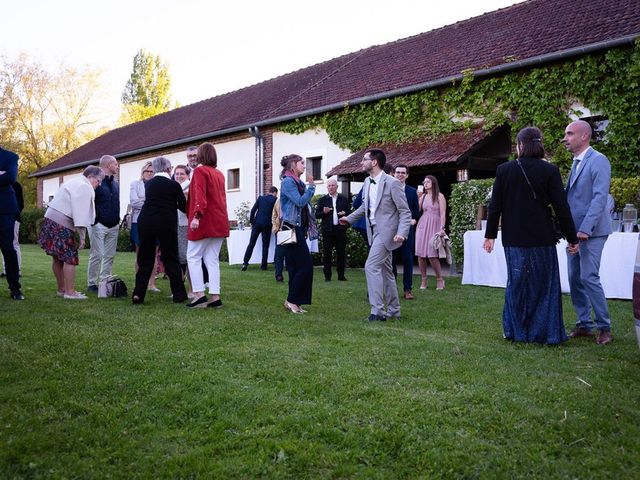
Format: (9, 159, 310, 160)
(564, 120, 613, 345)
(340, 149, 411, 321)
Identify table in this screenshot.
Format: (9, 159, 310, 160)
(226, 229, 319, 265)
(462, 230, 638, 300)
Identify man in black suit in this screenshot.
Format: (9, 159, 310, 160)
(242, 186, 278, 271)
(132, 157, 188, 304)
(392, 164, 420, 299)
(315, 178, 350, 281)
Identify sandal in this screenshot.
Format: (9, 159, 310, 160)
(436, 277, 445, 290)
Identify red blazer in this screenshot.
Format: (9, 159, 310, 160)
(187, 165, 230, 241)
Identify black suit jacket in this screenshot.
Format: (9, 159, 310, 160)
(250, 194, 277, 227)
(486, 157, 577, 247)
(138, 176, 186, 231)
(315, 194, 350, 232)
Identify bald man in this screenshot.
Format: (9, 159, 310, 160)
(563, 120, 613, 345)
(315, 178, 350, 281)
(87, 155, 120, 292)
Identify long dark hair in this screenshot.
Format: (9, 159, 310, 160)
(424, 175, 440, 204)
(516, 126, 545, 159)
(279, 154, 303, 179)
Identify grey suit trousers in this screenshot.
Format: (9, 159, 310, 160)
(366, 228, 400, 318)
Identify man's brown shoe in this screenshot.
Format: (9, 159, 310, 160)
(403, 291, 414, 300)
(569, 327, 595, 338)
(596, 330, 613, 345)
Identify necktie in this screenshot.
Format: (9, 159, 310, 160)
(570, 158, 581, 186)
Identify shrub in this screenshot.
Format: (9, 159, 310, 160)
(449, 179, 494, 271)
(610, 177, 640, 210)
(117, 229, 133, 252)
(18, 208, 45, 244)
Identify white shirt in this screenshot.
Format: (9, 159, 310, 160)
(330, 194, 339, 225)
(574, 146, 592, 175)
(368, 171, 384, 226)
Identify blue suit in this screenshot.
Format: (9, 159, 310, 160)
(243, 194, 277, 268)
(566, 147, 612, 332)
(0, 147, 21, 296)
(393, 184, 420, 292)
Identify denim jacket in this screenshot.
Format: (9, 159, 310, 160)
(279, 176, 315, 227)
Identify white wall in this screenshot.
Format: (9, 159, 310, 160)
(118, 138, 255, 221)
(272, 129, 356, 196)
(42, 177, 60, 207)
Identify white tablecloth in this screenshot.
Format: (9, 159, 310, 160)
(226, 229, 319, 265)
(462, 230, 638, 300)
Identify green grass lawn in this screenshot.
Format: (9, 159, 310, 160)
(1, 245, 638, 479)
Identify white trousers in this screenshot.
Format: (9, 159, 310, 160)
(87, 223, 119, 286)
(187, 237, 223, 294)
(1, 221, 21, 274)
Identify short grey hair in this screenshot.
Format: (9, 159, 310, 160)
(152, 156, 172, 173)
(99, 155, 116, 168)
(326, 178, 338, 187)
(83, 165, 104, 180)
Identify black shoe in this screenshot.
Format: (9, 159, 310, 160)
(207, 299, 223, 308)
(241, 264, 248, 271)
(186, 295, 209, 308)
(325, 277, 331, 282)
(87, 285, 99, 293)
(132, 294, 143, 304)
(338, 277, 347, 281)
(367, 314, 385, 322)
(10, 291, 25, 300)
(275, 275, 284, 282)
(172, 296, 188, 304)
(0, 273, 5, 278)
(260, 265, 268, 271)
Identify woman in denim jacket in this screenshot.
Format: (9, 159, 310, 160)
(279, 154, 316, 314)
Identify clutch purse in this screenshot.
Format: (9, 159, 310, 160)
(276, 224, 297, 245)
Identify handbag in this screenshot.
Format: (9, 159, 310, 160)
(276, 224, 297, 246)
(98, 275, 128, 298)
(516, 159, 563, 243)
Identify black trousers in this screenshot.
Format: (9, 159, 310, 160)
(134, 220, 187, 302)
(243, 224, 272, 268)
(0, 215, 20, 294)
(284, 225, 313, 305)
(322, 228, 346, 280)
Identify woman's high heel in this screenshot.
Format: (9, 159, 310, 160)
(284, 300, 304, 314)
(420, 277, 427, 290)
(436, 277, 445, 290)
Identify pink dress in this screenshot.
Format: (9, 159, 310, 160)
(415, 195, 440, 258)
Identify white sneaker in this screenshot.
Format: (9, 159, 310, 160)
(64, 292, 88, 300)
(148, 286, 161, 293)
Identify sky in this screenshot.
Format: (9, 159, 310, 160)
(3, 0, 526, 125)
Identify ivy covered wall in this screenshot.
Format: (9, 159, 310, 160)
(282, 42, 640, 177)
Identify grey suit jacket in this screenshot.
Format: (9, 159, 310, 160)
(346, 172, 411, 251)
(566, 147, 612, 237)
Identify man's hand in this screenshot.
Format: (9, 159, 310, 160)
(483, 238, 494, 253)
(190, 218, 200, 230)
(338, 218, 350, 226)
(567, 242, 579, 255)
(577, 231, 589, 241)
(393, 234, 405, 243)
(323, 207, 333, 214)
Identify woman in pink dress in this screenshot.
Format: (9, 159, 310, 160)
(415, 175, 447, 290)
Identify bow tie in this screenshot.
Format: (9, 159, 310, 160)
(369, 178, 376, 185)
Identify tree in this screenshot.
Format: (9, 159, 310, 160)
(0, 54, 107, 207)
(120, 49, 175, 125)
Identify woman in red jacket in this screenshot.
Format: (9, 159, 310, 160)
(186, 142, 229, 308)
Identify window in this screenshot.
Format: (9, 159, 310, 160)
(306, 156, 322, 181)
(227, 168, 240, 189)
(582, 115, 609, 143)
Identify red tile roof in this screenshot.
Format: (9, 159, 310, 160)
(326, 127, 491, 177)
(35, 0, 640, 176)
